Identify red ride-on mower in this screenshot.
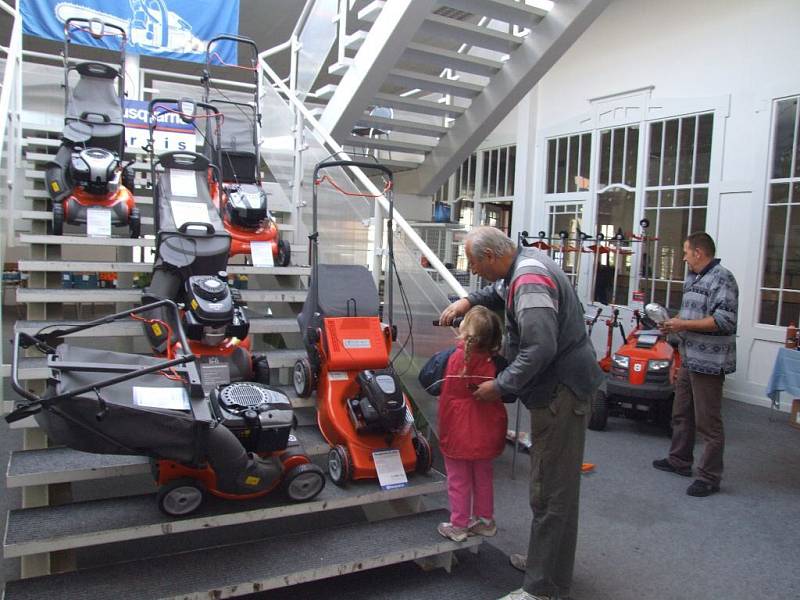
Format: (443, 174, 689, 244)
(201, 35, 290, 265)
(7, 300, 325, 517)
(292, 159, 433, 485)
(46, 18, 139, 238)
(589, 303, 680, 431)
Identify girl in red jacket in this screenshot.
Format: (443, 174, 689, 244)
(436, 305, 507, 542)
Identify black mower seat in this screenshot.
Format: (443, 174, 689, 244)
(64, 62, 123, 150)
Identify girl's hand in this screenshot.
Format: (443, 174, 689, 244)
(473, 380, 501, 402)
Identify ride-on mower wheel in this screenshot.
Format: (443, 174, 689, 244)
(157, 478, 206, 516)
(129, 207, 141, 239)
(328, 445, 351, 486)
(292, 358, 315, 398)
(52, 202, 64, 236)
(588, 389, 609, 431)
(413, 434, 433, 474)
(283, 463, 326, 501)
(277, 238, 291, 267)
(253, 354, 271, 385)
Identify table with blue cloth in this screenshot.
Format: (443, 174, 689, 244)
(766, 347, 800, 416)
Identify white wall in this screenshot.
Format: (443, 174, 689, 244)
(512, 0, 800, 408)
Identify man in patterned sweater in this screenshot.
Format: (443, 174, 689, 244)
(439, 226, 603, 600)
(654, 231, 738, 497)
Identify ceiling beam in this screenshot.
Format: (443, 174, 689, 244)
(400, 0, 611, 196)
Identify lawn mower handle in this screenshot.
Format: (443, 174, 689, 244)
(313, 160, 394, 182)
(8, 299, 197, 414)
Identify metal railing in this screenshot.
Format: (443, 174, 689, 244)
(0, 0, 23, 389)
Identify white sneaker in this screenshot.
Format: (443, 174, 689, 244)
(437, 521, 469, 542)
(497, 589, 553, 600)
(468, 517, 497, 536)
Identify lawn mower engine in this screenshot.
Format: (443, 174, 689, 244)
(182, 274, 249, 346)
(347, 368, 409, 435)
(224, 183, 268, 229)
(211, 382, 294, 453)
(70, 148, 121, 195)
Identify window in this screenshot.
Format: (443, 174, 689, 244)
(759, 96, 800, 326)
(482, 144, 517, 199)
(546, 133, 591, 194)
(642, 113, 713, 309)
(594, 125, 639, 303)
(547, 203, 583, 286)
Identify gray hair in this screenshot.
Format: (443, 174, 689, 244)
(466, 226, 516, 259)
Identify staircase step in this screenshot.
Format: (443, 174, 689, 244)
(373, 92, 465, 118)
(441, 0, 550, 25)
(357, 0, 385, 23)
(344, 30, 369, 51)
(19, 233, 154, 247)
(328, 57, 355, 76)
(3, 469, 445, 558)
(344, 134, 434, 155)
(354, 114, 448, 138)
(420, 14, 524, 53)
(17, 260, 311, 276)
(14, 317, 300, 339)
(402, 41, 503, 77)
(16, 209, 155, 227)
(16, 288, 308, 304)
(387, 68, 484, 98)
(3, 509, 471, 600)
(314, 83, 338, 100)
(6, 413, 324, 488)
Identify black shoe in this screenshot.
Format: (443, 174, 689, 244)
(652, 458, 692, 477)
(686, 479, 720, 497)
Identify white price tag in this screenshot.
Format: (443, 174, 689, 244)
(251, 241, 274, 267)
(133, 386, 190, 410)
(86, 207, 112, 237)
(170, 169, 198, 197)
(170, 200, 210, 229)
(372, 449, 408, 490)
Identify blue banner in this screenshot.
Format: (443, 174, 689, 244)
(21, 0, 240, 64)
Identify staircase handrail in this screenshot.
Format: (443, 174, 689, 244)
(257, 54, 468, 299)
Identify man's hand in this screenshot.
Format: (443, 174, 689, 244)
(439, 297, 471, 326)
(659, 318, 684, 334)
(473, 380, 501, 403)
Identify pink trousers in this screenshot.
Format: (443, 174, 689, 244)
(443, 456, 494, 528)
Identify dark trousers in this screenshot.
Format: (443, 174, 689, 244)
(523, 385, 587, 598)
(668, 365, 725, 485)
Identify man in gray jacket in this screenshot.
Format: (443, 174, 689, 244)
(439, 226, 603, 600)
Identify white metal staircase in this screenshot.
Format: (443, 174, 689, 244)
(314, 0, 610, 195)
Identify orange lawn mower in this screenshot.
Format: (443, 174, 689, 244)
(8, 300, 325, 517)
(141, 98, 270, 387)
(46, 18, 139, 238)
(201, 34, 290, 265)
(292, 159, 433, 485)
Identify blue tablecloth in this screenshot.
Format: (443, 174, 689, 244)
(766, 347, 800, 408)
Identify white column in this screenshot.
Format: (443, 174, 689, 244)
(511, 89, 539, 239)
(125, 51, 141, 100)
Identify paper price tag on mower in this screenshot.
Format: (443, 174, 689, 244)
(372, 449, 408, 490)
(86, 207, 112, 238)
(170, 200, 210, 229)
(250, 242, 274, 267)
(133, 387, 190, 411)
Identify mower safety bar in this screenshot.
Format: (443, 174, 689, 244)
(7, 299, 198, 419)
(206, 34, 259, 58)
(64, 18, 127, 41)
(313, 160, 394, 183)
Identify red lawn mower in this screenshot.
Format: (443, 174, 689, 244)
(201, 35, 290, 265)
(46, 18, 139, 238)
(8, 300, 325, 517)
(292, 159, 433, 485)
